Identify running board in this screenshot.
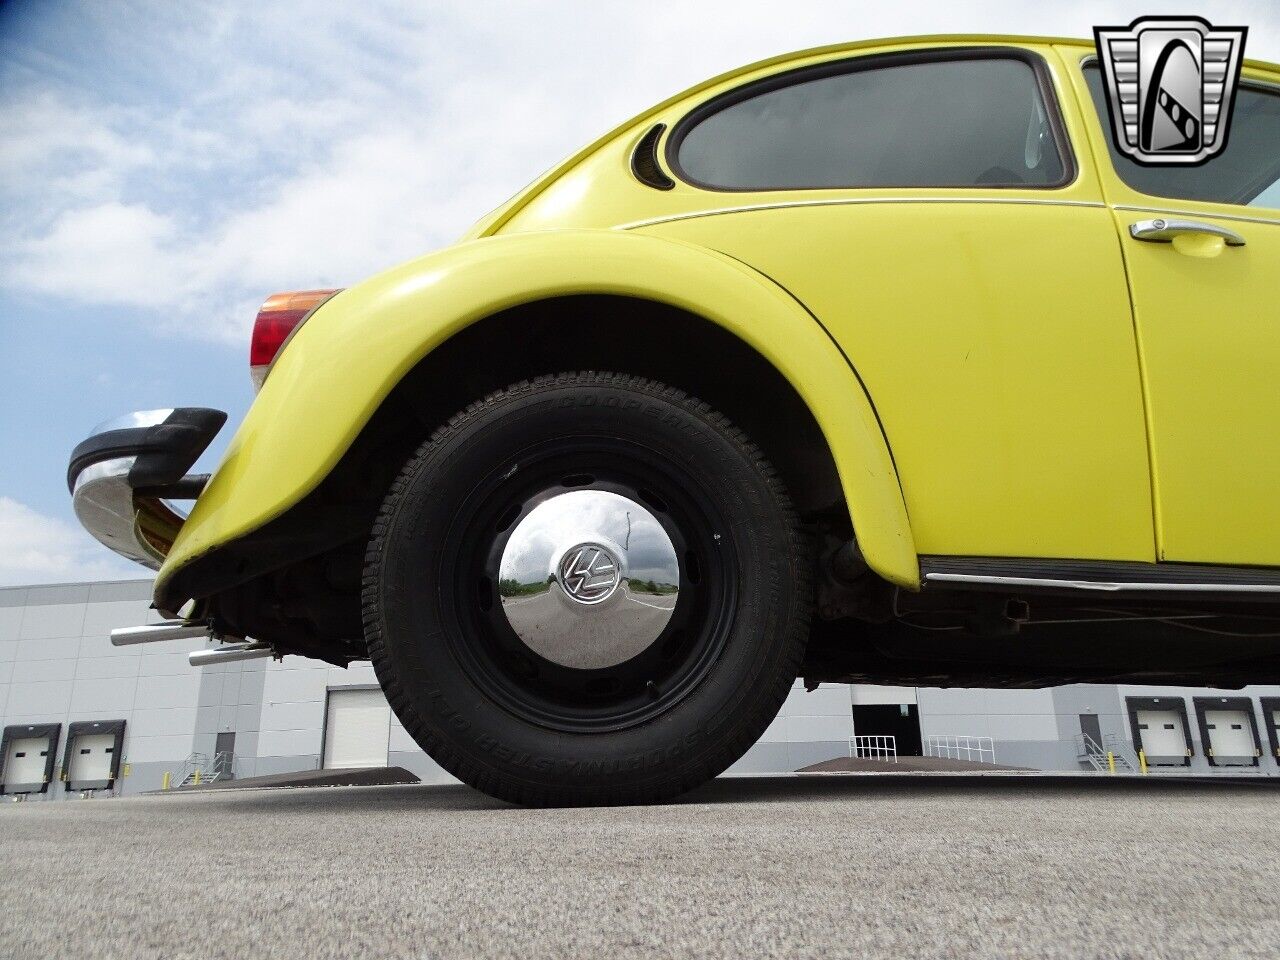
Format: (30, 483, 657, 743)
(920, 557, 1280, 595)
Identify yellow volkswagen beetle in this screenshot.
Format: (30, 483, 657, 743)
(69, 35, 1280, 805)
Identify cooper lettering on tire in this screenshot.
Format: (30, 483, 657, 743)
(363, 372, 811, 806)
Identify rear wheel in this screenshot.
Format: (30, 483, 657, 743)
(363, 372, 811, 806)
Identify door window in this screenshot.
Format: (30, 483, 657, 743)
(1084, 65, 1280, 208)
(671, 53, 1068, 190)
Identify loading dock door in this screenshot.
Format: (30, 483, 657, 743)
(1202, 709, 1257, 765)
(1135, 710, 1189, 765)
(3, 738, 52, 792)
(1270, 706, 1280, 760)
(1, 724, 60, 794)
(61, 720, 125, 791)
(323, 689, 390, 769)
(68, 734, 116, 785)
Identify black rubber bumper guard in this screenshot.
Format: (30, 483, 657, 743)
(67, 408, 226, 570)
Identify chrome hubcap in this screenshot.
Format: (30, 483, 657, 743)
(497, 490, 679, 670)
(556, 542, 623, 604)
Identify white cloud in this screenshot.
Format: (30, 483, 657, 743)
(8, 202, 180, 306)
(2, 1, 1279, 345)
(0, 92, 155, 195)
(0, 497, 143, 587)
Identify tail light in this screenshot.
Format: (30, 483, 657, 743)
(250, 289, 341, 391)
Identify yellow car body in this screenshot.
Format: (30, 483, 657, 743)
(153, 34, 1280, 609)
(64, 31, 1280, 805)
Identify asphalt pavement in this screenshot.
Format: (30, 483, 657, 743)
(2, 774, 1277, 959)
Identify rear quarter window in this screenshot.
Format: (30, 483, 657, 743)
(671, 53, 1068, 191)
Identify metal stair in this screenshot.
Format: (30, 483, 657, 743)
(175, 750, 234, 787)
(1076, 733, 1137, 773)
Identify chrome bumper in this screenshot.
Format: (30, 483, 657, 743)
(68, 408, 227, 570)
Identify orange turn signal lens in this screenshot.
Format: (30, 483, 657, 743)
(250, 289, 341, 390)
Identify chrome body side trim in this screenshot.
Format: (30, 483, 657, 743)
(1113, 204, 1280, 227)
(925, 572, 1280, 593)
(617, 196, 1105, 231)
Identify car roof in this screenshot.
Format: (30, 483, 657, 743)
(475, 34, 1278, 238)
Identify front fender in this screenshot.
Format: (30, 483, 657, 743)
(158, 230, 918, 598)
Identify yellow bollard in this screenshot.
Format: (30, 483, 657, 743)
(192, 769, 201, 786)
(1107, 751, 1116, 774)
(162, 771, 171, 791)
(1139, 750, 1148, 775)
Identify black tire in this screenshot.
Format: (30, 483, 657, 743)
(362, 372, 811, 806)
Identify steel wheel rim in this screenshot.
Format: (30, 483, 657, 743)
(440, 439, 737, 732)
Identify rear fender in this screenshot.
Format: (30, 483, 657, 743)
(158, 230, 918, 597)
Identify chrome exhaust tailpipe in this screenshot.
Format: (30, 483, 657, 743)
(189, 642, 274, 667)
(111, 621, 211, 646)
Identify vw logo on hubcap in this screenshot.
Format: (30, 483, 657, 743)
(556, 542, 622, 605)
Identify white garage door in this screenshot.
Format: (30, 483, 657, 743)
(1135, 709, 1188, 763)
(67, 734, 116, 784)
(1203, 709, 1256, 763)
(324, 689, 390, 769)
(3, 737, 51, 790)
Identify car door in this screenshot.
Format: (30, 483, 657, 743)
(1073, 56, 1280, 566)
(638, 44, 1155, 562)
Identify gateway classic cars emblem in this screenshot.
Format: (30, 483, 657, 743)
(1094, 16, 1247, 165)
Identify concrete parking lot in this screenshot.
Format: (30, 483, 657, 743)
(1, 774, 1277, 960)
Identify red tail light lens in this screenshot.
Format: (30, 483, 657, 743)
(250, 289, 340, 391)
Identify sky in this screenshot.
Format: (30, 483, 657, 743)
(1, 0, 1278, 586)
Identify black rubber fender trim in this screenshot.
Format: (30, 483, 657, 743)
(67, 408, 227, 493)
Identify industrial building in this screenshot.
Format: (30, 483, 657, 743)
(3, 578, 1278, 799)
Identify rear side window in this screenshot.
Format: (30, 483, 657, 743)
(671, 54, 1068, 191)
(1084, 65, 1280, 208)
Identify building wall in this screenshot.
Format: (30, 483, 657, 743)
(193, 654, 267, 778)
(916, 687, 1077, 769)
(4, 578, 1280, 801)
(255, 657, 453, 782)
(1114, 682, 1276, 775)
(732, 680, 854, 773)
(1, 580, 203, 798)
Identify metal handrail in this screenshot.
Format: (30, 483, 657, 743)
(210, 750, 235, 780)
(175, 752, 209, 785)
(1104, 734, 1140, 771)
(173, 750, 236, 786)
(849, 735, 898, 762)
(925, 735, 997, 764)
(1077, 732, 1105, 757)
(1076, 733, 1138, 772)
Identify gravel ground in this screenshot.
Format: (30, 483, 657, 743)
(1, 774, 1276, 960)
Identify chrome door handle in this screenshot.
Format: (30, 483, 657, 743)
(1130, 218, 1246, 246)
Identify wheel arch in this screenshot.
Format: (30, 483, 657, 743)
(157, 230, 917, 616)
